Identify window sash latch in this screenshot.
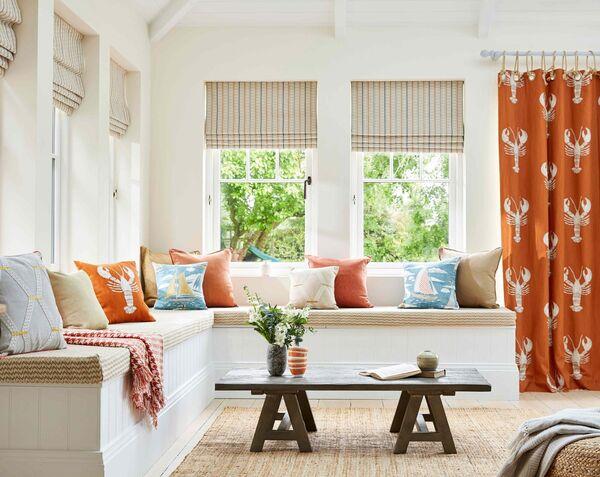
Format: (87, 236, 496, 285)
(303, 176, 312, 199)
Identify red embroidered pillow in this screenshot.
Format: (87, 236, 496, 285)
(74, 260, 154, 324)
(306, 255, 373, 308)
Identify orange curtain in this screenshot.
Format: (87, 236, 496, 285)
(499, 66, 600, 392)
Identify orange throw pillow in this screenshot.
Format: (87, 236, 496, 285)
(169, 249, 237, 307)
(74, 260, 154, 324)
(306, 255, 373, 308)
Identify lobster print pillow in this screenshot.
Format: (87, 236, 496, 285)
(400, 257, 461, 309)
(74, 260, 154, 324)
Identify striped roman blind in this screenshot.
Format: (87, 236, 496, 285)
(0, 0, 21, 77)
(53, 15, 85, 115)
(109, 60, 130, 137)
(351, 80, 464, 153)
(205, 81, 317, 149)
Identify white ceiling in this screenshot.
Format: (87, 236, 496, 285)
(128, 0, 600, 42)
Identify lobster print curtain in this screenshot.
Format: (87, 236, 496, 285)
(499, 59, 600, 392)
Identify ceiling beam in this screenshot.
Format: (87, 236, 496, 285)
(478, 0, 496, 38)
(334, 0, 347, 38)
(150, 0, 199, 43)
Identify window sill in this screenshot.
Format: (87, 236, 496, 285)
(228, 262, 406, 278)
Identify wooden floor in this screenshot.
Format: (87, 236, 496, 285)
(147, 391, 600, 477)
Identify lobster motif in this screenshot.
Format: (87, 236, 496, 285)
(540, 162, 557, 191)
(516, 337, 533, 381)
(502, 127, 528, 173)
(564, 127, 591, 174)
(506, 267, 531, 313)
(543, 232, 559, 260)
(501, 71, 524, 104)
(97, 265, 139, 314)
(563, 197, 591, 243)
(563, 335, 592, 380)
(546, 371, 565, 393)
(544, 302, 559, 346)
(504, 197, 529, 243)
(539, 93, 557, 136)
(566, 71, 592, 104)
(563, 266, 592, 312)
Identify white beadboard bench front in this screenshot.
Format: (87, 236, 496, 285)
(0, 310, 215, 477)
(212, 307, 519, 402)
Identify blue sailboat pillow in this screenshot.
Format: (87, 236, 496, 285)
(153, 262, 208, 310)
(400, 257, 461, 309)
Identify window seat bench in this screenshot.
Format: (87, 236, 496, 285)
(212, 306, 518, 403)
(0, 306, 518, 477)
(0, 310, 214, 477)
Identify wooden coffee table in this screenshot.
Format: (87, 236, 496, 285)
(215, 367, 491, 454)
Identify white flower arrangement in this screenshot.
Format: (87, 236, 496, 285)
(244, 286, 313, 347)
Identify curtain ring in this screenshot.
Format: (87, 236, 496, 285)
(513, 51, 520, 81)
(548, 50, 557, 81)
(587, 50, 596, 75)
(526, 51, 535, 80)
(498, 51, 507, 86)
(541, 51, 548, 84)
(562, 50, 568, 79)
(574, 51, 581, 80)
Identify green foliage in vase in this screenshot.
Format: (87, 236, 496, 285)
(244, 286, 313, 347)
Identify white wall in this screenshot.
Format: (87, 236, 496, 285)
(0, 0, 150, 269)
(150, 25, 600, 305)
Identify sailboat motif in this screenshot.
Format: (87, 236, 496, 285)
(154, 263, 207, 310)
(402, 258, 460, 309)
(411, 267, 437, 301)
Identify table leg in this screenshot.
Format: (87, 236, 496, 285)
(250, 393, 282, 452)
(393, 394, 423, 453)
(250, 392, 313, 453)
(297, 390, 317, 432)
(425, 394, 457, 454)
(390, 391, 411, 433)
(283, 393, 313, 452)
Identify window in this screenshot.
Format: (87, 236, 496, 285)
(206, 148, 314, 263)
(50, 107, 63, 266)
(353, 151, 463, 263)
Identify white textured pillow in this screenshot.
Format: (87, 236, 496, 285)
(0, 253, 67, 355)
(289, 266, 339, 309)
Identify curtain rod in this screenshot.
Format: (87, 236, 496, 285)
(481, 50, 600, 61)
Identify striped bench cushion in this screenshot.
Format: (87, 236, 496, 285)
(211, 306, 516, 328)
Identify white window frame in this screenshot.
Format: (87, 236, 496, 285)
(350, 151, 465, 274)
(205, 148, 317, 276)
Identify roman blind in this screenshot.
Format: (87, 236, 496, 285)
(0, 0, 21, 77)
(109, 60, 130, 137)
(205, 81, 317, 149)
(351, 80, 464, 153)
(53, 15, 85, 115)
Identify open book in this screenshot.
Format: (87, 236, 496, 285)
(359, 363, 421, 381)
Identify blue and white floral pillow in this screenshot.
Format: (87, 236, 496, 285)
(153, 262, 208, 310)
(400, 257, 461, 309)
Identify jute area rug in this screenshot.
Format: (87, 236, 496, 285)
(173, 406, 546, 477)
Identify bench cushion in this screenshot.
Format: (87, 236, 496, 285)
(0, 310, 213, 385)
(212, 306, 516, 327)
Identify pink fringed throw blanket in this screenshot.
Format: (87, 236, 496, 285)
(63, 329, 165, 426)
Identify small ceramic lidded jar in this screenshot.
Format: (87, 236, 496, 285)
(417, 350, 439, 371)
(288, 346, 308, 376)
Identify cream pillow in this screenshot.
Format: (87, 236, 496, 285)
(438, 247, 502, 308)
(48, 270, 109, 329)
(289, 266, 339, 309)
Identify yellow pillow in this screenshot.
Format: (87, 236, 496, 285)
(48, 270, 109, 329)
